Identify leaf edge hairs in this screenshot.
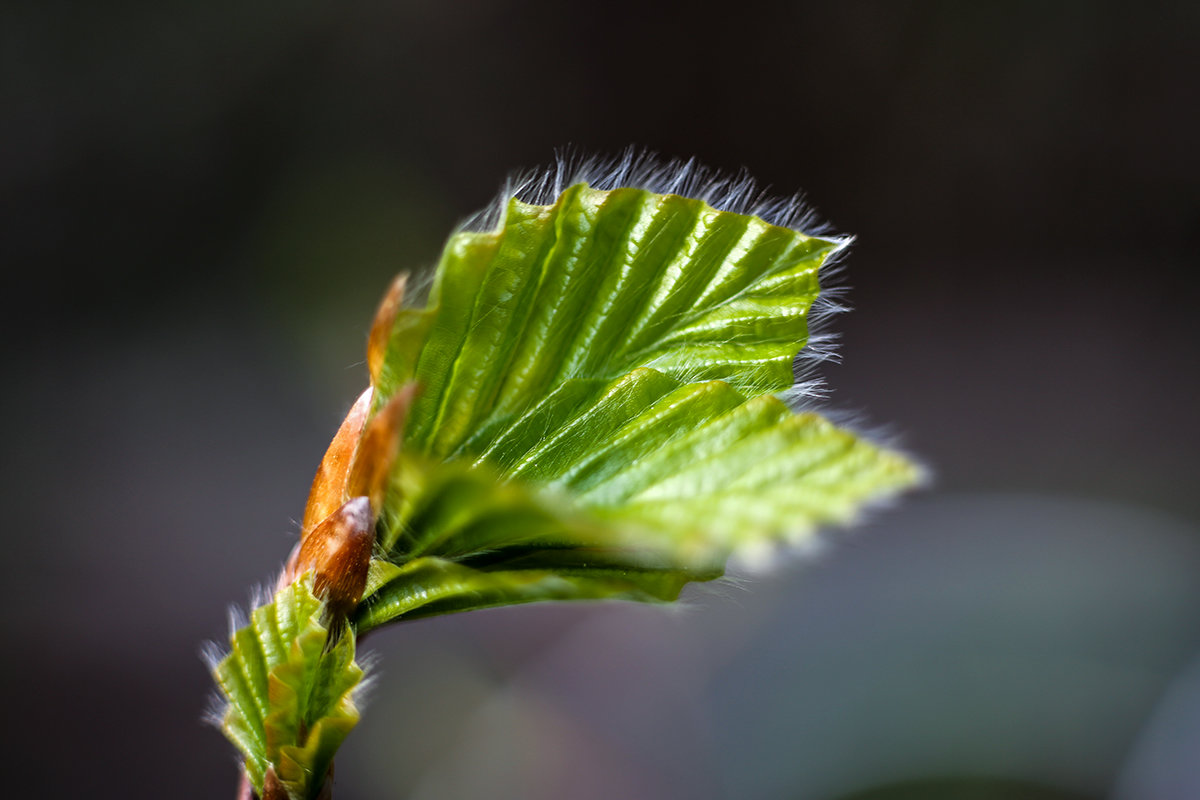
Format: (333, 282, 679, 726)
(206, 150, 925, 800)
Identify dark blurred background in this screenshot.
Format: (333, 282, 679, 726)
(3, 1, 1198, 798)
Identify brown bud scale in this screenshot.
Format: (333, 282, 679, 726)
(301, 387, 373, 537)
(295, 496, 374, 616)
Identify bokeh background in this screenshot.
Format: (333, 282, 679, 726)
(3, 1, 1198, 798)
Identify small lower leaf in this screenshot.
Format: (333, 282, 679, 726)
(212, 574, 364, 800)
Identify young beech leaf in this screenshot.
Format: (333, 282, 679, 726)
(352, 180, 920, 631)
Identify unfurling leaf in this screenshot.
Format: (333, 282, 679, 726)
(354, 180, 919, 630)
(211, 575, 363, 799)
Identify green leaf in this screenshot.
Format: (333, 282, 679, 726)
(379, 184, 836, 459)
(212, 575, 364, 799)
(356, 181, 920, 629)
(356, 555, 704, 634)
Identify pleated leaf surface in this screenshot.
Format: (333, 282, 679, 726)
(212, 575, 364, 799)
(355, 182, 919, 629)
